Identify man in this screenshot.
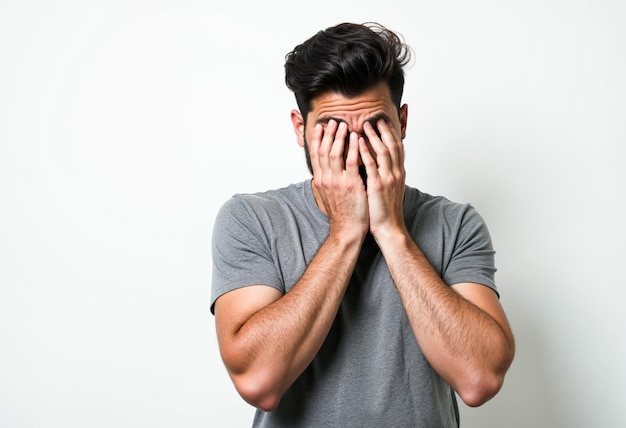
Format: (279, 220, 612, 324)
(211, 22, 515, 427)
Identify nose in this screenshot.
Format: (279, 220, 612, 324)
(347, 121, 366, 136)
(347, 120, 382, 140)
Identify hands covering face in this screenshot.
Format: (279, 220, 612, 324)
(309, 118, 407, 239)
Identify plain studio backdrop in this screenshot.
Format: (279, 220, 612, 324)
(1, 1, 625, 427)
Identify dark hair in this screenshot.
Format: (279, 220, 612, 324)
(284, 22, 412, 121)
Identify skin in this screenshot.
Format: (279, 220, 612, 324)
(214, 82, 515, 412)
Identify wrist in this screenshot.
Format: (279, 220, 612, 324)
(328, 222, 368, 248)
(371, 223, 411, 252)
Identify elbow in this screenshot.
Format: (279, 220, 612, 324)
(457, 371, 504, 407)
(458, 352, 514, 407)
(231, 371, 283, 412)
(220, 347, 283, 411)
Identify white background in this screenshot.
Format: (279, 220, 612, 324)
(1, 1, 625, 427)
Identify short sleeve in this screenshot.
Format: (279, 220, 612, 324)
(210, 196, 284, 313)
(443, 205, 498, 296)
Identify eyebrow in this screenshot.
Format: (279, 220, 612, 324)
(315, 113, 392, 126)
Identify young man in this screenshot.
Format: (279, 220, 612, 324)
(211, 22, 515, 427)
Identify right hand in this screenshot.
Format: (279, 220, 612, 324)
(309, 120, 369, 239)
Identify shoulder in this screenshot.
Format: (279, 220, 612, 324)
(404, 186, 475, 219)
(217, 181, 309, 218)
(404, 186, 491, 242)
(213, 181, 317, 240)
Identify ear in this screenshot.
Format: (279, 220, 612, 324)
(399, 104, 408, 140)
(290, 109, 306, 148)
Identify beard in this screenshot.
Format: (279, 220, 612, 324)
(359, 164, 368, 189)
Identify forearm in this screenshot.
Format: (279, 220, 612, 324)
(224, 229, 364, 410)
(375, 229, 514, 406)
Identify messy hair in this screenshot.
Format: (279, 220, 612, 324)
(284, 22, 412, 121)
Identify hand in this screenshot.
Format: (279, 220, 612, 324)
(309, 120, 369, 238)
(359, 119, 407, 237)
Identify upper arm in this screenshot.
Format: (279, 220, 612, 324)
(214, 285, 283, 353)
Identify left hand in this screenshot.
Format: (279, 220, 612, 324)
(359, 119, 407, 238)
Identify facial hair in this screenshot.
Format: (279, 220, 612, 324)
(359, 164, 368, 189)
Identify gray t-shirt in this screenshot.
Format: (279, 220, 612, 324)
(211, 179, 497, 428)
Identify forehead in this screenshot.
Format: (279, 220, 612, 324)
(308, 82, 396, 125)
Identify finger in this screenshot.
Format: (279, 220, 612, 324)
(345, 131, 360, 172)
(377, 119, 404, 167)
(317, 119, 339, 172)
(329, 121, 348, 172)
(363, 120, 392, 173)
(365, 120, 404, 172)
(359, 135, 379, 181)
(309, 123, 324, 177)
